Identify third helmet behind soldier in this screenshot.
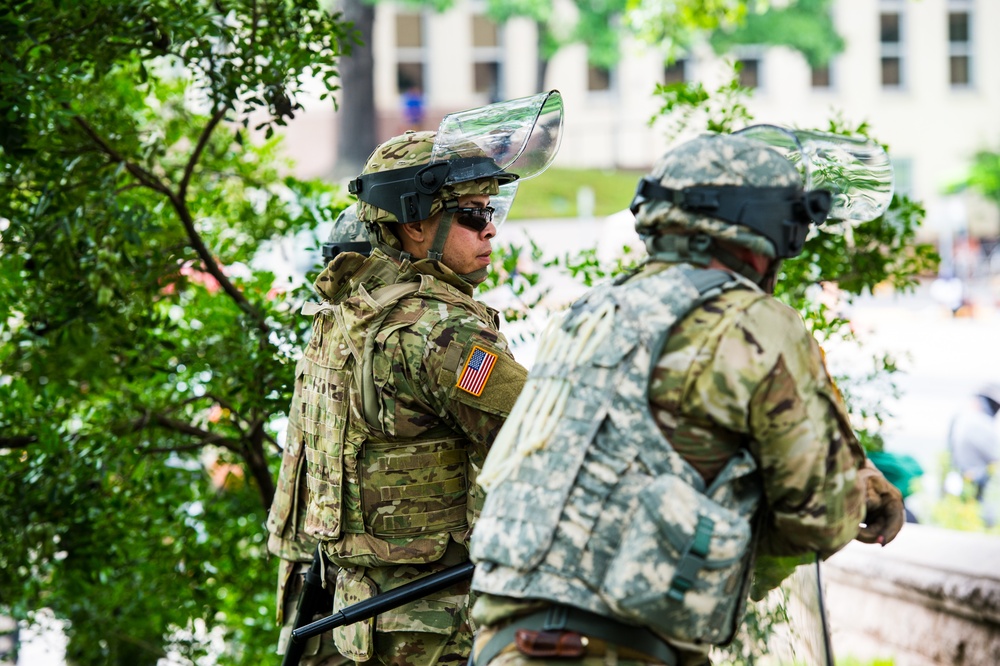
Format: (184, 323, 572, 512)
(322, 204, 371, 265)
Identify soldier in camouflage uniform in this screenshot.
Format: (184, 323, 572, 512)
(267, 202, 371, 666)
(266, 91, 563, 666)
(321, 204, 372, 266)
(467, 132, 905, 666)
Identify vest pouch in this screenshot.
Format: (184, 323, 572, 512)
(333, 567, 376, 661)
(361, 437, 468, 539)
(301, 314, 353, 541)
(600, 474, 753, 645)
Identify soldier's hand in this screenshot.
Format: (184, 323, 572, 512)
(855, 459, 905, 546)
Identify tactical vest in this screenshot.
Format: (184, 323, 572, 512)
(471, 264, 764, 646)
(267, 258, 492, 569)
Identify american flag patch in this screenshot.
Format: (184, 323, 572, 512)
(456, 346, 497, 396)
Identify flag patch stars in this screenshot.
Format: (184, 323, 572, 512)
(457, 346, 497, 396)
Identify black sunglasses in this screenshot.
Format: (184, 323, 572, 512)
(452, 206, 495, 232)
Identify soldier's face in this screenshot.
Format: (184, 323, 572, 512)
(439, 194, 496, 274)
(398, 194, 496, 273)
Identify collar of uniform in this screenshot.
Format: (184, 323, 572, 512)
(314, 248, 420, 302)
(410, 257, 475, 296)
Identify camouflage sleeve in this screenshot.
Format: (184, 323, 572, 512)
(397, 315, 527, 536)
(700, 297, 866, 559)
(416, 318, 527, 451)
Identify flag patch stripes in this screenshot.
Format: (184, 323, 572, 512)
(457, 346, 497, 396)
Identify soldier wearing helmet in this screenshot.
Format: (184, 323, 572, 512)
(321, 204, 371, 264)
(266, 93, 564, 666)
(467, 131, 904, 666)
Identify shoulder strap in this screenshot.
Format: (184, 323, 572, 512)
(683, 267, 735, 295)
(359, 281, 422, 429)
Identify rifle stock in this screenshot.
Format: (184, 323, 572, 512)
(281, 547, 331, 666)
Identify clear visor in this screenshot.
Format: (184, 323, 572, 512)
(486, 182, 519, 230)
(735, 124, 894, 223)
(432, 90, 564, 182)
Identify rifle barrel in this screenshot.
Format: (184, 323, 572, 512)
(290, 561, 475, 642)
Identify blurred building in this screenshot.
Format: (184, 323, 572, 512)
(282, 0, 1000, 244)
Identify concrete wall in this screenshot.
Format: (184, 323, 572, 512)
(823, 523, 1000, 665)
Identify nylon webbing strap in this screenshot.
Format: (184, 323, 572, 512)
(683, 267, 734, 296)
(472, 605, 678, 666)
(360, 281, 421, 428)
(667, 515, 715, 601)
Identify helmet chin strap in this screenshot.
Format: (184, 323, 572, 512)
(367, 222, 412, 263)
(427, 209, 454, 263)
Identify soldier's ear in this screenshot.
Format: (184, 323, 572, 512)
(398, 220, 428, 243)
(397, 219, 440, 258)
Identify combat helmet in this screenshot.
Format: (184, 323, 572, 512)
(630, 134, 831, 275)
(347, 91, 564, 283)
(350, 129, 514, 268)
(629, 126, 894, 286)
(321, 204, 371, 264)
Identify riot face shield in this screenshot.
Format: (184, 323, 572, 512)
(349, 91, 564, 227)
(735, 124, 894, 224)
(432, 90, 564, 228)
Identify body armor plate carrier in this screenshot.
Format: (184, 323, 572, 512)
(472, 264, 764, 646)
(268, 270, 472, 568)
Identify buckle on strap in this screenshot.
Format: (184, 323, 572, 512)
(471, 604, 678, 666)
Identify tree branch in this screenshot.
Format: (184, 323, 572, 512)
(179, 107, 227, 200)
(151, 413, 233, 447)
(142, 442, 222, 455)
(0, 435, 40, 448)
(71, 115, 172, 198)
(169, 190, 270, 335)
(243, 420, 275, 509)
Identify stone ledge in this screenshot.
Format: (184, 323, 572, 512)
(823, 523, 1000, 665)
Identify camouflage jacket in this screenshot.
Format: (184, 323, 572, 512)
(266, 248, 527, 572)
(470, 261, 866, 647)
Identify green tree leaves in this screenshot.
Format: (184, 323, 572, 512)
(1, 1, 350, 663)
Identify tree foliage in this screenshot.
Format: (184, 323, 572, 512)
(625, 0, 751, 61)
(1, 1, 351, 663)
(709, 0, 843, 68)
(957, 148, 1000, 210)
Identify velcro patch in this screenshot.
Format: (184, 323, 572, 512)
(456, 346, 497, 396)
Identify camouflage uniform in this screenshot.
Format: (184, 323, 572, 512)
(468, 134, 874, 666)
(267, 130, 528, 666)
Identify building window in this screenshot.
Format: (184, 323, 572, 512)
(397, 63, 424, 94)
(948, 5, 972, 87)
(471, 14, 502, 100)
(395, 12, 426, 94)
(737, 58, 760, 89)
(396, 13, 423, 49)
(811, 64, 831, 89)
(663, 59, 687, 85)
(880, 8, 904, 88)
(474, 62, 499, 97)
(587, 64, 612, 92)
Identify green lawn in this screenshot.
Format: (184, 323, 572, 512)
(509, 167, 647, 219)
